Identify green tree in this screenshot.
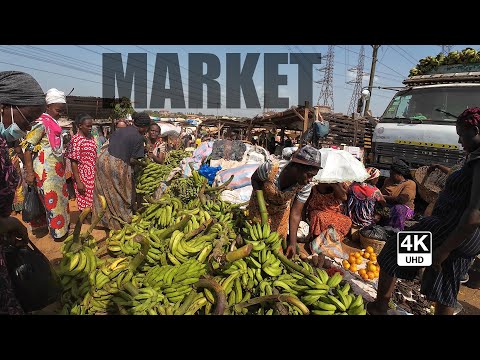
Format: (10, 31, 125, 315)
(112, 96, 134, 119)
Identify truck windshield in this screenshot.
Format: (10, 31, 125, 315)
(381, 86, 480, 124)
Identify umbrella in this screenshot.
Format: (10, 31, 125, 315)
(313, 148, 369, 183)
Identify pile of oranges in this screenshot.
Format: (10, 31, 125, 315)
(342, 246, 381, 281)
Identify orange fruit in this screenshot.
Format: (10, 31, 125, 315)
(355, 257, 362, 265)
(363, 252, 371, 259)
(374, 270, 380, 278)
(366, 246, 374, 254)
(367, 271, 375, 280)
(342, 260, 350, 269)
(360, 251, 365, 257)
(370, 254, 377, 262)
(368, 264, 377, 272)
(349, 256, 356, 264)
(358, 269, 367, 276)
(350, 264, 357, 272)
(354, 252, 361, 258)
(361, 273, 369, 280)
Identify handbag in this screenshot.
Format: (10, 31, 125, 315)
(4, 240, 61, 313)
(22, 186, 45, 223)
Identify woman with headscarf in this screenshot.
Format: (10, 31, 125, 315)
(346, 167, 386, 229)
(380, 160, 416, 231)
(23, 88, 70, 240)
(65, 114, 97, 211)
(0, 70, 46, 314)
(92, 111, 150, 230)
(250, 145, 322, 258)
(368, 108, 480, 315)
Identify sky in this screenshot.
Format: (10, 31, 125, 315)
(1, 45, 478, 118)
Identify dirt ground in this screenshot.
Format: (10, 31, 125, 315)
(17, 200, 480, 315)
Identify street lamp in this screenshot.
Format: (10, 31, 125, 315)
(357, 87, 371, 114)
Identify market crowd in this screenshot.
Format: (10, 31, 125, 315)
(1, 70, 480, 316)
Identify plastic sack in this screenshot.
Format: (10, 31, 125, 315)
(198, 164, 222, 185)
(243, 144, 269, 163)
(313, 148, 369, 183)
(22, 186, 45, 223)
(359, 224, 388, 241)
(214, 163, 260, 190)
(4, 241, 61, 312)
(309, 226, 346, 259)
(314, 120, 330, 138)
(282, 146, 298, 160)
(220, 186, 253, 205)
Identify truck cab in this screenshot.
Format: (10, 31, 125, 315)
(371, 67, 480, 176)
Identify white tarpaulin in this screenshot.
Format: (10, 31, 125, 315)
(313, 148, 369, 183)
(157, 122, 181, 137)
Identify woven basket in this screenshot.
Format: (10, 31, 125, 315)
(359, 234, 386, 254)
(413, 166, 447, 204)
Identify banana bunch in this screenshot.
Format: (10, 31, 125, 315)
(168, 229, 217, 264)
(58, 246, 98, 281)
(167, 177, 201, 204)
(117, 285, 165, 315)
(311, 283, 366, 315)
(61, 234, 98, 255)
(165, 150, 190, 167)
(143, 259, 206, 298)
(243, 222, 282, 252)
(136, 160, 174, 195)
(202, 200, 234, 225)
(106, 227, 142, 256)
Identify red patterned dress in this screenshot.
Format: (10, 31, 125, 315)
(65, 134, 97, 210)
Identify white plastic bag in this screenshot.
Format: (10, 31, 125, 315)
(313, 148, 369, 183)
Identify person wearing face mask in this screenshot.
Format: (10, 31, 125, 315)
(23, 88, 70, 241)
(0, 70, 46, 314)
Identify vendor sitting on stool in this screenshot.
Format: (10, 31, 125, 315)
(380, 160, 416, 231)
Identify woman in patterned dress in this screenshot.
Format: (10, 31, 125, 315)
(24, 88, 70, 240)
(65, 114, 97, 211)
(307, 182, 352, 242)
(367, 108, 480, 315)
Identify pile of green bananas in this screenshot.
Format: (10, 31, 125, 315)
(58, 188, 368, 315)
(409, 48, 480, 76)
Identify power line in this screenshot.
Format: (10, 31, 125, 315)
(394, 45, 418, 64)
(335, 45, 406, 79)
(387, 45, 416, 66)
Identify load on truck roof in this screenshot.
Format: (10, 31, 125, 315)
(406, 48, 480, 86)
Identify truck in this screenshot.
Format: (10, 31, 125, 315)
(370, 48, 480, 176)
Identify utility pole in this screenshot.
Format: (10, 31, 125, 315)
(363, 45, 380, 116)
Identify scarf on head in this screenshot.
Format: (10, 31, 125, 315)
(38, 113, 63, 156)
(0, 71, 45, 106)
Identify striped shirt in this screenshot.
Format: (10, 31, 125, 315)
(256, 161, 312, 203)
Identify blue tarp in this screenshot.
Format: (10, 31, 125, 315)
(198, 164, 222, 185)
